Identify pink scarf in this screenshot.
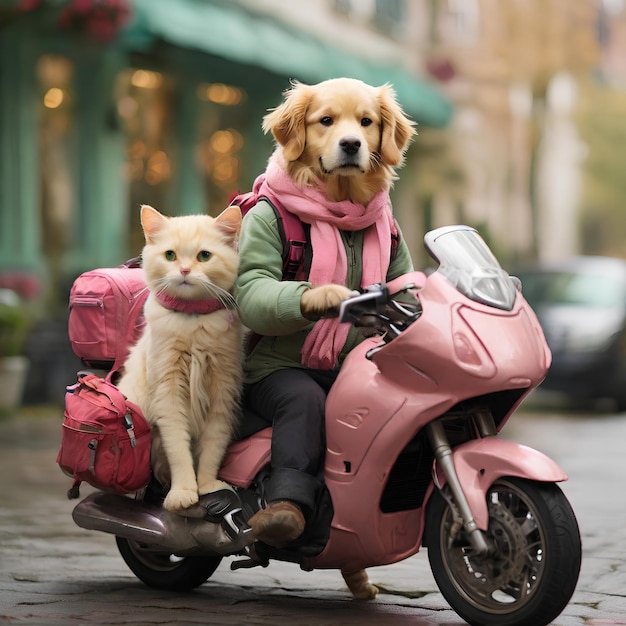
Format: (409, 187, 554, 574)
(257, 152, 394, 369)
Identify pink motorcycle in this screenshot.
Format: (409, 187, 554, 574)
(72, 225, 581, 626)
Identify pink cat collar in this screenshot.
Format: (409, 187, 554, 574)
(156, 292, 226, 315)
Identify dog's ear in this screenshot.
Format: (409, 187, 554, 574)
(263, 82, 311, 162)
(378, 84, 416, 166)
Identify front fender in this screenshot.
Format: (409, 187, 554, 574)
(449, 437, 568, 530)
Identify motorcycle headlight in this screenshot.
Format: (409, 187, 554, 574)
(442, 266, 518, 311)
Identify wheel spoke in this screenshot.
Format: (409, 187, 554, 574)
(519, 514, 537, 536)
(438, 479, 549, 612)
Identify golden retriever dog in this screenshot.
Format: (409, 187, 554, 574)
(263, 77, 415, 206)
(259, 78, 415, 601)
(263, 77, 416, 320)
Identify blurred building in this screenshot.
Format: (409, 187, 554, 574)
(422, 0, 600, 265)
(0, 0, 451, 402)
(599, 0, 626, 88)
(1, 0, 612, 405)
(0, 0, 451, 305)
(577, 0, 626, 258)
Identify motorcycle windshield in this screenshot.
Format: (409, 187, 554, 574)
(424, 225, 517, 311)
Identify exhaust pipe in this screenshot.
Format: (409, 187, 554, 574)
(72, 491, 254, 556)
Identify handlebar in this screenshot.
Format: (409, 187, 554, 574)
(339, 280, 422, 341)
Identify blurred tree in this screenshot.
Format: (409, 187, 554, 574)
(499, 0, 599, 259)
(577, 85, 626, 257)
(498, 0, 598, 96)
(430, 0, 601, 260)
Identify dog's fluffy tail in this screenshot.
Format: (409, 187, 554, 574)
(341, 568, 379, 601)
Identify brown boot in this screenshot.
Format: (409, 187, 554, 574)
(248, 500, 305, 547)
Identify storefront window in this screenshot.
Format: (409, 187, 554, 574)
(116, 69, 247, 248)
(37, 53, 74, 305)
(196, 82, 247, 214)
(116, 67, 174, 253)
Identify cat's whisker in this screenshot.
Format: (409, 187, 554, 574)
(154, 284, 171, 299)
(200, 281, 238, 310)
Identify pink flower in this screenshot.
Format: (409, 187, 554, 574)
(18, 0, 42, 11)
(88, 17, 115, 41)
(56, 0, 131, 40)
(0, 274, 41, 300)
(73, 0, 93, 14)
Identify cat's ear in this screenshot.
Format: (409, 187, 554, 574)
(215, 206, 242, 246)
(140, 205, 169, 244)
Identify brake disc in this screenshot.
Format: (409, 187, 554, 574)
(467, 502, 527, 589)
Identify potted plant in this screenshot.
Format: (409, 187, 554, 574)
(0, 288, 31, 412)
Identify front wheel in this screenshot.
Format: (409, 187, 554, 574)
(116, 536, 222, 591)
(425, 477, 581, 626)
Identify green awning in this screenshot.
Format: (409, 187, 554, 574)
(123, 0, 452, 128)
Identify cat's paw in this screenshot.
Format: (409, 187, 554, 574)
(163, 487, 199, 512)
(198, 479, 233, 495)
(301, 284, 356, 320)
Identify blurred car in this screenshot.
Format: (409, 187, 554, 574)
(514, 256, 626, 410)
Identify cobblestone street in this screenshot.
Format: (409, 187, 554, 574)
(1, 405, 626, 625)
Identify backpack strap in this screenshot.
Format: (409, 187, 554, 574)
(230, 187, 308, 281)
(258, 194, 308, 281)
(121, 256, 142, 269)
(391, 219, 400, 262)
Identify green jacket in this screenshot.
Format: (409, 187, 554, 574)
(234, 200, 414, 384)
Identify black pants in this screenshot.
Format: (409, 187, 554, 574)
(242, 368, 338, 516)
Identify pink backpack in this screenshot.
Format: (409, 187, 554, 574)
(68, 261, 148, 372)
(62, 263, 152, 498)
(58, 372, 152, 498)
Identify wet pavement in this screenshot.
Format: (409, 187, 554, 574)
(1, 404, 626, 625)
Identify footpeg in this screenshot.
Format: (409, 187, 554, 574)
(200, 489, 241, 522)
(221, 508, 253, 543)
(195, 489, 254, 545)
(230, 556, 269, 570)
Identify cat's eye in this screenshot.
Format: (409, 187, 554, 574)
(197, 250, 212, 262)
(164, 250, 176, 261)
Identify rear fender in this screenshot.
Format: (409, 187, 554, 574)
(218, 428, 272, 488)
(447, 437, 567, 530)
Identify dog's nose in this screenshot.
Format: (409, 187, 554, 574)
(340, 136, 361, 156)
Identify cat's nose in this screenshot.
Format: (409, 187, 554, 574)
(180, 268, 191, 276)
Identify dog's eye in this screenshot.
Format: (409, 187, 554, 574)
(361, 117, 373, 127)
(320, 116, 333, 127)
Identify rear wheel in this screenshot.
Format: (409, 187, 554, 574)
(116, 536, 222, 591)
(425, 477, 581, 626)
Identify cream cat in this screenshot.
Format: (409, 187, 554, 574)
(118, 204, 243, 513)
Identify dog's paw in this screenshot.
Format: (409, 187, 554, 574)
(342, 569, 379, 601)
(163, 487, 199, 512)
(301, 284, 356, 319)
